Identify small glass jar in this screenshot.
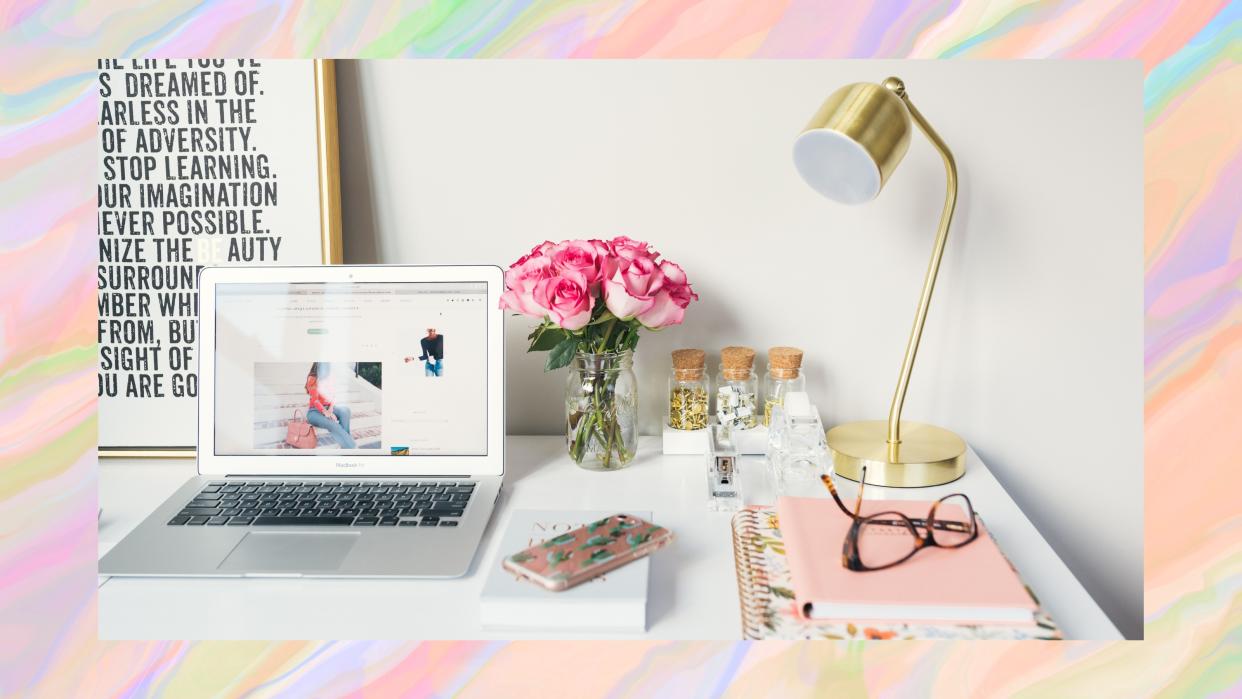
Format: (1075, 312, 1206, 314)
(763, 346, 806, 426)
(668, 349, 709, 431)
(716, 346, 758, 430)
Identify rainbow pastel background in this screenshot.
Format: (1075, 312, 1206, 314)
(0, 0, 1237, 696)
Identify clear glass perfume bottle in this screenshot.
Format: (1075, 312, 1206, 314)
(715, 346, 758, 430)
(763, 346, 806, 426)
(706, 424, 743, 511)
(766, 392, 831, 496)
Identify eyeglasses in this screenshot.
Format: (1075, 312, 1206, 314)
(820, 466, 979, 572)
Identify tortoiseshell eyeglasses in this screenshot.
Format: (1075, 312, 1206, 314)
(820, 466, 979, 572)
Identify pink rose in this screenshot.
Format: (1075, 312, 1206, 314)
(659, 260, 697, 307)
(549, 239, 611, 289)
(527, 240, 556, 258)
(603, 252, 665, 320)
(507, 240, 556, 270)
(499, 254, 555, 318)
(533, 272, 593, 330)
(637, 260, 698, 328)
(608, 235, 657, 260)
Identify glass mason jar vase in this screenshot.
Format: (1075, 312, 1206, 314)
(565, 350, 638, 470)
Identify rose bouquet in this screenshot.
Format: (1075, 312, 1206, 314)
(500, 236, 698, 468)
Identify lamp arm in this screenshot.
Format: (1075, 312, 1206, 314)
(885, 87, 958, 446)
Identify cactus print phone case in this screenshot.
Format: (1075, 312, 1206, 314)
(501, 513, 674, 591)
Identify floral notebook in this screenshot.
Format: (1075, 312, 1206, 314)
(730, 506, 1061, 640)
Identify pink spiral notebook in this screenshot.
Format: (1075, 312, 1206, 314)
(729, 507, 1059, 639)
(776, 496, 1040, 625)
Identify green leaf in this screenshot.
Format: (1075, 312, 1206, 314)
(542, 532, 576, 548)
(586, 311, 616, 326)
(545, 337, 579, 371)
(528, 326, 568, 352)
(626, 532, 651, 549)
(582, 548, 615, 567)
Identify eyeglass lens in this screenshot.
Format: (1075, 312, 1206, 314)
(856, 516, 917, 569)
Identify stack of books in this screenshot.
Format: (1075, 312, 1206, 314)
(730, 499, 1060, 640)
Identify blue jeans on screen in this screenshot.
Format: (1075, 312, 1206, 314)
(425, 359, 443, 377)
(307, 406, 355, 449)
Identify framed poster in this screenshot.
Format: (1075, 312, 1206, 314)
(96, 59, 343, 457)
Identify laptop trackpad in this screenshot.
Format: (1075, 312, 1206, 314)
(218, 532, 359, 572)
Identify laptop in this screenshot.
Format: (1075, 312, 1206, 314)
(99, 265, 505, 578)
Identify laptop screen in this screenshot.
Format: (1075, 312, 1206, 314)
(212, 281, 489, 457)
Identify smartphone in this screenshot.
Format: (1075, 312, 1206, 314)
(501, 513, 674, 591)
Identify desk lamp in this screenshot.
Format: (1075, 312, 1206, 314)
(792, 77, 965, 487)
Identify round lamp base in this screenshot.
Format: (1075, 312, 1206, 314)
(827, 420, 965, 488)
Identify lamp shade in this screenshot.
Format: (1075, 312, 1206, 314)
(793, 81, 912, 204)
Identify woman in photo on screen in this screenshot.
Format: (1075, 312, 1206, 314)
(304, 362, 356, 449)
(404, 328, 444, 377)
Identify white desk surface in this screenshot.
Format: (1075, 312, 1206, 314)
(98, 436, 1120, 640)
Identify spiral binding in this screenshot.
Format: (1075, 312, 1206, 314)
(731, 507, 774, 640)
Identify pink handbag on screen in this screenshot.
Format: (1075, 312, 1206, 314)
(285, 409, 317, 449)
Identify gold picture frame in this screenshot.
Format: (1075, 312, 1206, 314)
(98, 59, 342, 458)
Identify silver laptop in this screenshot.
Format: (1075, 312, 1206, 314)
(100, 265, 504, 578)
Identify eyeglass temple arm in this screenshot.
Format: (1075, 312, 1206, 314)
(819, 474, 856, 518)
(820, 466, 871, 519)
(853, 466, 867, 517)
(866, 516, 971, 532)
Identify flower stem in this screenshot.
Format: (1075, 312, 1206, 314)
(596, 379, 610, 468)
(598, 318, 619, 354)
(572, 408, 595, 462)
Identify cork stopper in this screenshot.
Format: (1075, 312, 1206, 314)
(768, 346, 804, 379)
(720, 346, 756, 380)
(671, 348, 706, 380)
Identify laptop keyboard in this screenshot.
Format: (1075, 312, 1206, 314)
(166, 480, 475, 528)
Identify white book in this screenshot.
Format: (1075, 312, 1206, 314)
(479, 509, 651, 632)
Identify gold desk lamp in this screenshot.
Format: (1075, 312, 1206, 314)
(792, 77, 965, 487)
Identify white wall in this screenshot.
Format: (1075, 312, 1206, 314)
(335, 60, 1143, 638)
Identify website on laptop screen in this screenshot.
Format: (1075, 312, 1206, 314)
(213, 281, 488, 456)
